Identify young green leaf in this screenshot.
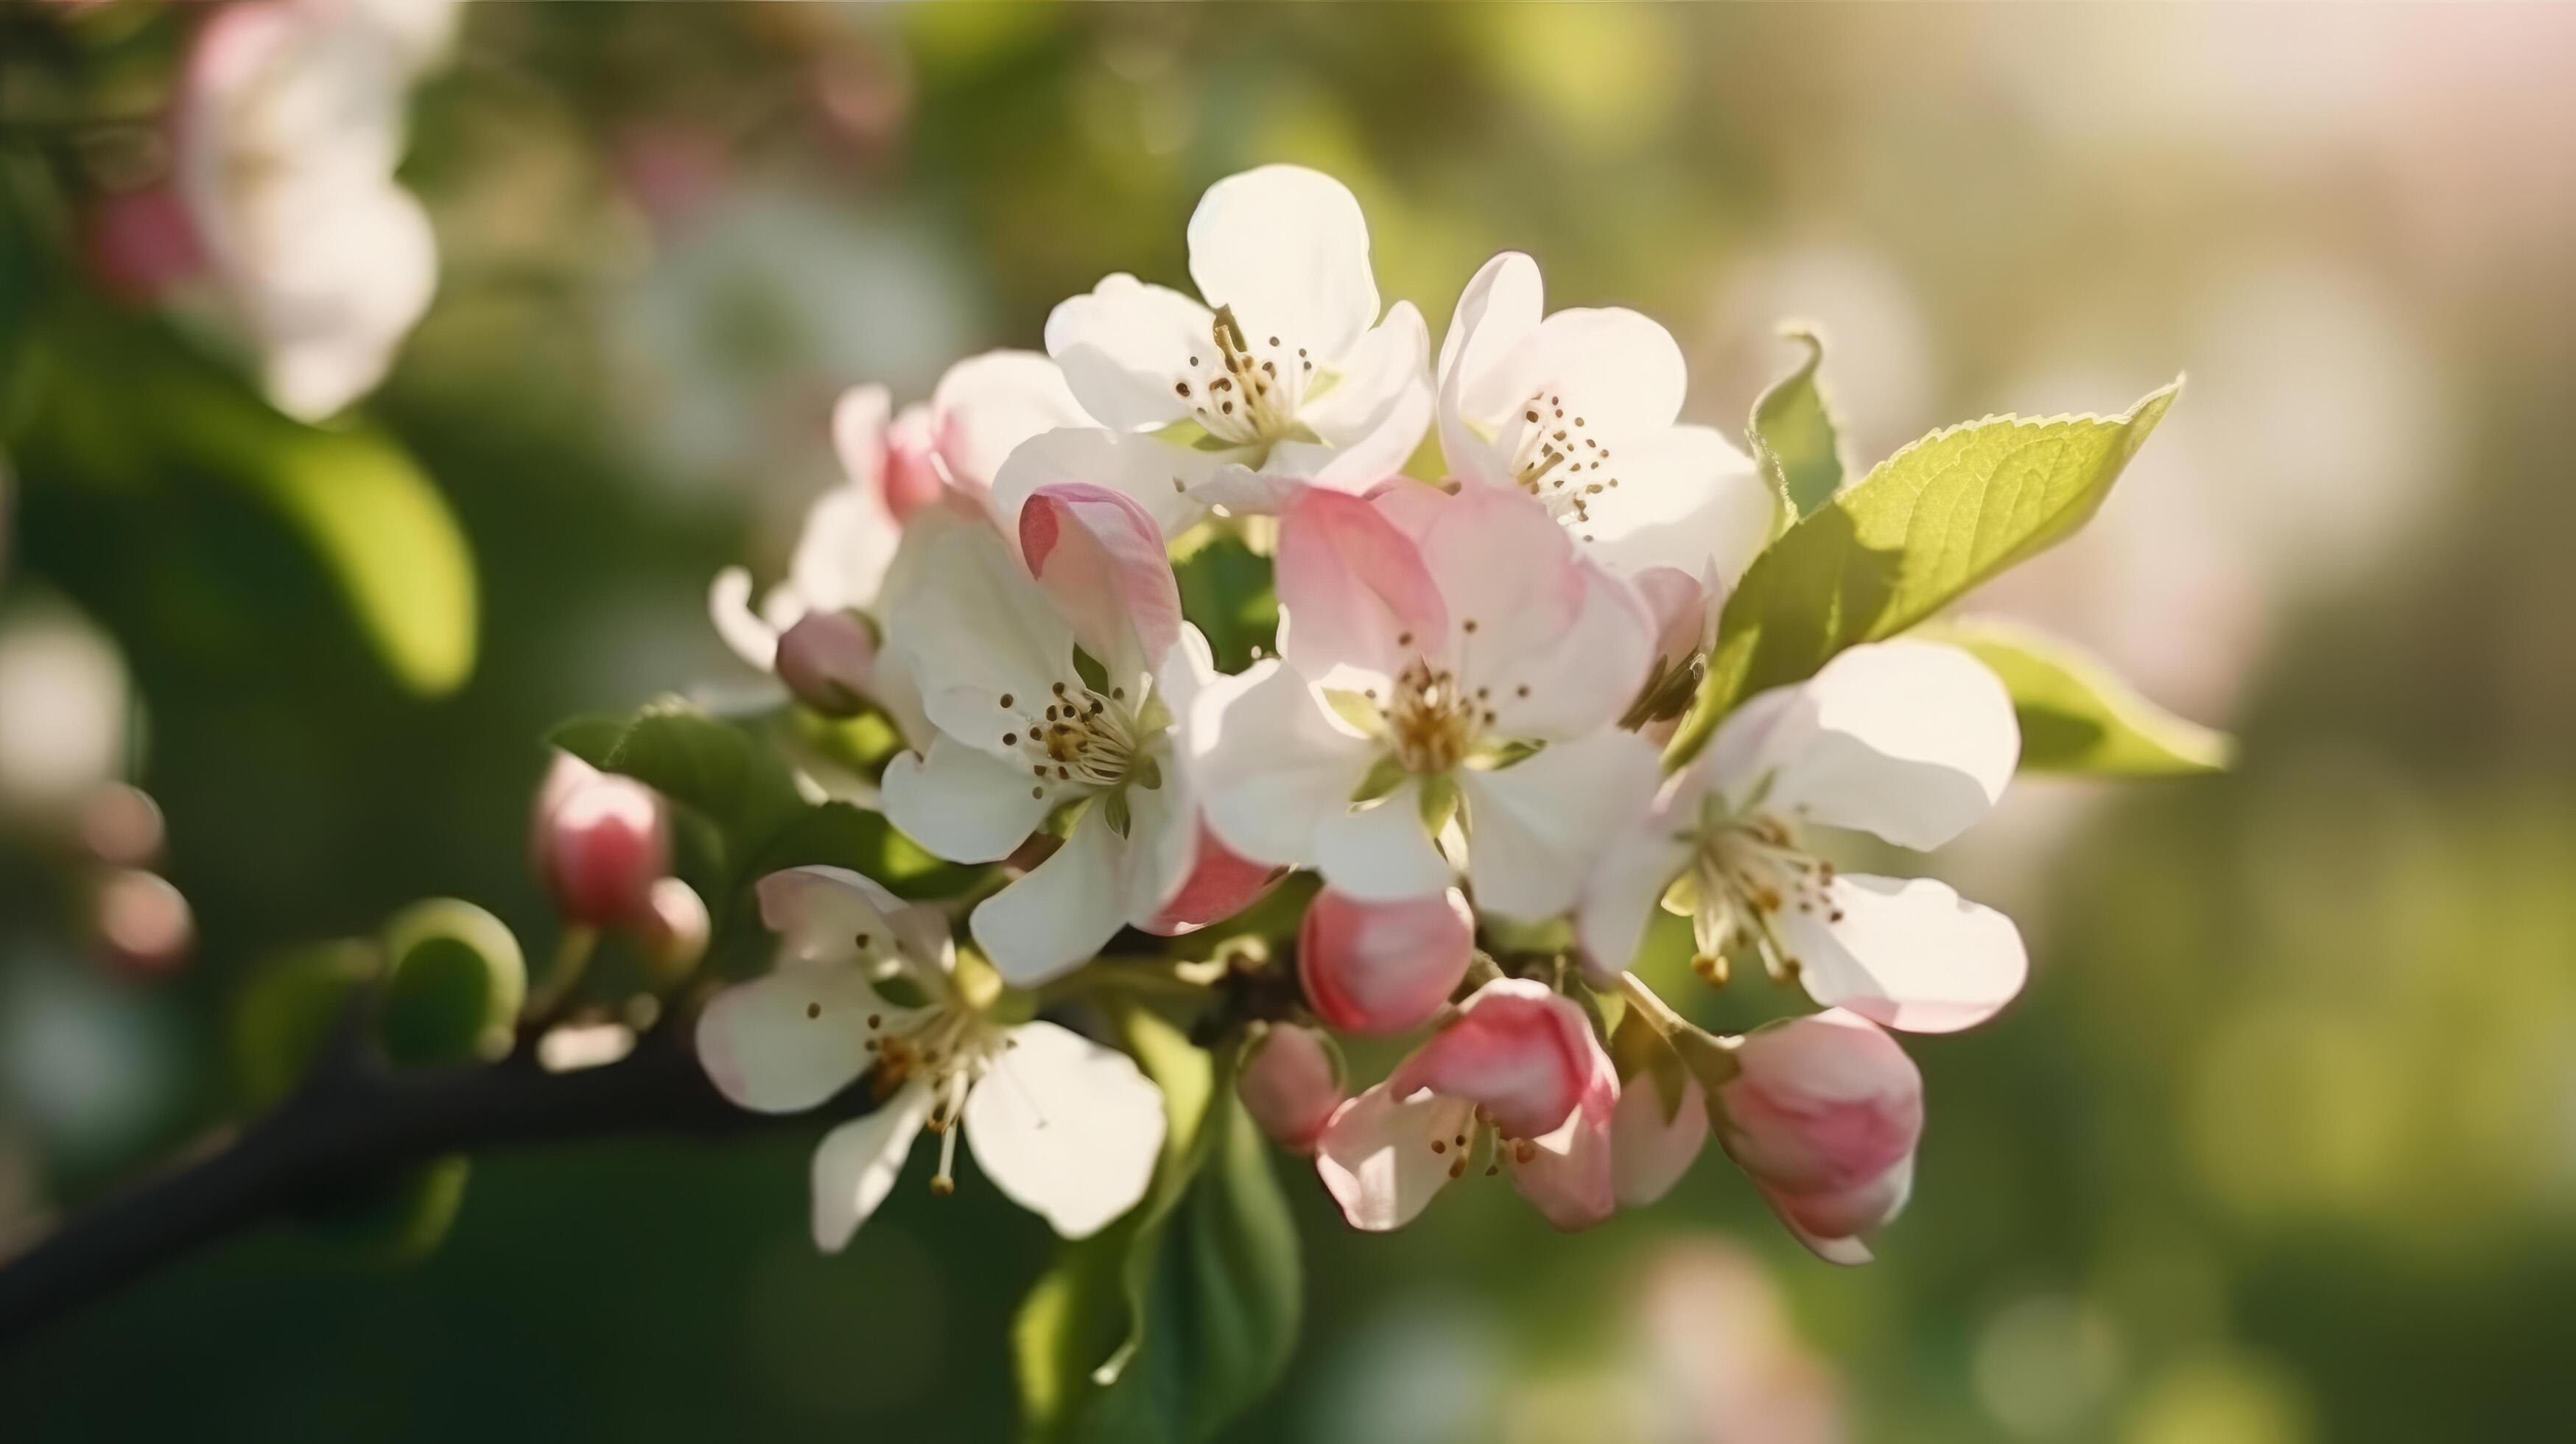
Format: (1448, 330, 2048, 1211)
(1923, 617, 2233, 775)
(1668, 379, 2182, 767)
(1747, 326, 1846, 525)
(1171, 532, 1278, 675)
(546, 703, 808, 859)
(745, 800, 986, 900)
(377, 899, 527, 1066)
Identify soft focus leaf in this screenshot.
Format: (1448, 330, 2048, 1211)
(1748, 326, 1846, 524)
(1669, 379, 2181, 767)
(229, 940, 380, 1110)
(1015, 1011, 1300, 1443)
(1171, 532, 1277, 674)
(298, 1155, 472, 1266)
(377, 899, 527, 1066)
(548, 704, 807, 858)
(745, 800, 987, 900)
(1924, 617, 2233, 775)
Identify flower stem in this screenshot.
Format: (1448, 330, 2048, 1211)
(524, 925, 598, 1023)
(1615, 972, 1691, 1038)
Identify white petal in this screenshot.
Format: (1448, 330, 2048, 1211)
(1314, 1084, 1474, 1233)
(695, 962, 898, 1113)
(987, 425, 1229, 542)
(1613, 1072, 1709, 1208)
(1043, 273, 1210, 432)
(929, 350, 1094, 494)
(1739, 639, 2020, 851)
(709, 567, 779, 670)
(968, 806, 1134, 986)
(1186, 165, 1378, 362)
(1458, 732, 1663, 922)
(1189, 659, 1379, 869)
(1578, 825, 1696, 976)
(1315, 781, 1456, 903)
(1572, 424, 1775, 583)
(829, 384, 891, 497)
(787, 479, 902, 615)
(966, 1020, 1169, 1238)
(1296, 302, 1433, 491)
(1526, 306, 1688, 438)
(756, 864, 952, 976)
(882, 735, 1063, 864)
(1783, 874, 2029, 1034)
(1475, 558, 1658, 743)
(811, 1080, 936, 1252)
(1436, 251, 1546, 488)
(881, 513, 1075, 746)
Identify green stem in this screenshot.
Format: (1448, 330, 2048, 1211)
(524, 926, 598, 1023)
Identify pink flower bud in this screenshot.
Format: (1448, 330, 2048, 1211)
(774, 610, 877, 717)
(1713, 1009, 1923, 1264)
(1143, 824, 1285, 936)
(634, 877, 711, 981)
(880, 404, 950, 522)
(1298, 887, 1474, 1036)
(1238, 1023, 1344, 1154)
(531, 753, 669, 928)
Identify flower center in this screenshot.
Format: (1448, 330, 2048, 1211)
(1420, 1101, 1537, 1181)
(1173, 305, 1313, 447)
(1498, 390, 1621, 543)
(1383, 654, 1485, 774)
(860, 1001, 1009, 1199)
(996, 681, 1148, 796)
(1677, 812, 1839, 986)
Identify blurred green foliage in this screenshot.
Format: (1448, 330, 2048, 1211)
(4, 3, 2575, 1442)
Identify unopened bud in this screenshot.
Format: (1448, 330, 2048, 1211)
(774, 610, 877, 718)
(531, 752, 667, 928)
(1238, 1023, 1345, 1154)
(1714, 1009, 1923, 1264)
(1298, 887, 1475, 1036)
(95, 868, 193, 977)
(633, 877, 710, 981)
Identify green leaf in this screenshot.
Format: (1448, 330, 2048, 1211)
(1747, 326, 1845, 524)
(1171, 533, 1277, 675)
(378, 899, 526, 1066)
(1015, 1011, 1300, 1443)
(298, 1154, 472, 1264)
(745, 800, 987, 900)
(1922, 617, 2233, 776)
(548, 703, 807, 858)
(229, 940, 381, 1109)
(1669, 379, 2182, 767)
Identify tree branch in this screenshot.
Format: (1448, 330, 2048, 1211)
(0, 1025, 878, 1350)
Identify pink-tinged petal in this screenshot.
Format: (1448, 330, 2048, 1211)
(1469, 555, 1658, 743)
(1186, 164, 1379, 363)
(882, 735, 1067, 864)
(1188, 659, 1380, 869)
(927, 349, 1092, 497)
(812, 1080, 936, 1251)
(1408, 483, 1585, 667)
(1715, 1009, 1923, 1262)
(1313, 783, 1456, 903)
(709, 567, 779, 670)
(754, 864, 953, 977)
(773, 610, 877, 718)
(1315, 1082, 1476, 1232)
(1390, 978, 1598, 1140)
(1613, 1070, 1710, 1208)
(1043, 273, 1210, 432)
(968, 805, 1135, 986)
(965, 1020, 1168, 1238)
(1780, 874, 2028, 1034)
(1632, 565, 1718, 666)
(986, 424, 1229, 541)
(881, 512, 1075, 747)
(1275, 487, 1450, 688)
(1506, 1049, 1619, 1231)
(830, 384, 893, 498)
(1020, 481, 1183, 681)
(1143, 822, 1286, 936)
(1238, 1023, 1346, 1154)
(1436, 251, 1547, 489)
(1726, 639, 2019, 851)
(881, 403, 947, 521)
(1571, 424, 1775, 583)
(1456, 731, 1663, 922)
(531, 754, 667, 928)
(695, 961, 906, 1114)
(1299, 886, 1475, 1036)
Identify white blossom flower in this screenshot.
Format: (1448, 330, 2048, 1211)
(1189, 483, 1663, 921)
(1437, 251, 1774, 584)
(877, 486, 1243, 984)
(1581, 639, 2029, 1033)
(998, 166, 1433, 538)
(698, 866, 1167, 1244)
(176, 0, 457, 420)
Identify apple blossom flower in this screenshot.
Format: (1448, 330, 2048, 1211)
(710, 351, 1086, 717)
(529, 751, 668, 929)
(1436, 251, 1774, 584)
(1004, 166, 1432, 538)
(1190, 483, 1663, 921)
(1581, 639, 2029, 1034)
(1316, 978, 1618, 1232)
(1298, 886, 1475, 1037)
(175, 0, 457, 420)
(877, 486, 1233, 984)
(1713, 1009, 1923, 1264)
(1237, 1022, 1346, 1154)
(698, 866, 1167, 1245)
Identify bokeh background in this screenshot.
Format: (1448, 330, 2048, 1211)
(5, 4, 2576, 1440)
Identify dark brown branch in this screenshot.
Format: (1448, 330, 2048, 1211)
(0, 1025, 877, 1350)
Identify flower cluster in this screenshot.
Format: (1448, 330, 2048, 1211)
(696, 166, 2034, 1261)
